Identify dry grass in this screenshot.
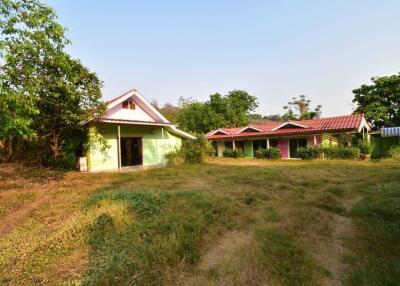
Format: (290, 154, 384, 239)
(0, 158, 399, 285)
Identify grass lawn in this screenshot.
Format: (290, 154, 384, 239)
(0, 158, 399, 285)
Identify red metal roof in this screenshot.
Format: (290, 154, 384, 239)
(207, 114, 366, 140)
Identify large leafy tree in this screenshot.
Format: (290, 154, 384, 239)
(283, 95, 322, 120)
(177, 99, 224, 134)
(352, 74, 400, 128)
(0, 0, 104, 160)
(223, 90, 258, 127)
(177, 90, 258, 133)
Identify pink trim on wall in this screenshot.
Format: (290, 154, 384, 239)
(278, 138, 289, 158)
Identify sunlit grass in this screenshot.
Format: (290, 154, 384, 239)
(0, 159, 399, 285)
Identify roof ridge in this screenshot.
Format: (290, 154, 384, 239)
(106, 89, 138, 105)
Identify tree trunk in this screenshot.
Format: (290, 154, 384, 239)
(50, 131, 61, 158)
(7, 135, 13, 160)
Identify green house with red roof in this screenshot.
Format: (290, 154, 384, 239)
(206, 114, 371, 158)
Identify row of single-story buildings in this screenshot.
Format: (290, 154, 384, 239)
(82, 89, 399, 172)
(206, 114, 371, 158)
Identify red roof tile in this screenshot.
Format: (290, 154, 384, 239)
(207, 114, 366, 139)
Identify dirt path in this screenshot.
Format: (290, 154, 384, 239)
(318, 195, 362, 286)
(0, 192, 52, 237)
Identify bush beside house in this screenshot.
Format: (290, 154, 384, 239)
(295, 146, 360, 160)
(223, 148, 243, 158)
(254, 148, 281, 159)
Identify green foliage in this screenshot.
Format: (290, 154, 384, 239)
(296, 146, 320, 160)
(223, 148, 243, 158)
(358, 140, 371, 155)
(0, 0, 105, 165)
(176, 100, 224, 134)
(352, 73, 400, 128)
(389, 145, 400, 160)
(283, 94, 322, 120)
(320, 146, 360, 160)
(165, 134, 213, 164)
(254, 147, 281, 159)
(256, 228, 317, 285)
(85, 126, 110, 154)
(177, 90, 258, 133)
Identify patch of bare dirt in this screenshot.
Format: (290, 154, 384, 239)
(310, 196, 362, 286)
(185, 231, 266, 286)
(0, 188, 54, 237)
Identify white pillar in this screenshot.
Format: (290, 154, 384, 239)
(266, 138, 270, 149)
(313, 135, 317, 146)
(118, 125, 121, 170)
(233, 140, 236, 150)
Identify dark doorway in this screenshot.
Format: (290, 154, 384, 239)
(289, 138, 307, 158)
(235, 141, 245, 153)
(121, 137, 143, 166)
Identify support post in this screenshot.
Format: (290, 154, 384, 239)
(313, 135, 317, 146)
(117, 125, 121, 171)
(233, 140, 236, 150)
(266, 138, 270, 149)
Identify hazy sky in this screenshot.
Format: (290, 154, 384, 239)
(45, 0, 400, 116)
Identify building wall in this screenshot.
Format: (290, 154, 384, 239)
(87, 123, 182, 172)
(278, 138, 289, 158)
(371, 135, 400, 158)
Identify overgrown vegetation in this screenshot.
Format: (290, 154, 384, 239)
(1, 159, 399, 285)
(0, 0, 105, 168)
(223, 148, 243, 158)
(165, 135, 213, 164)
(254, 147, 281, 159)
(295, 146, 361, 160)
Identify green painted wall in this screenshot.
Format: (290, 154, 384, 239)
(244, 141, 253, 157)
(321, 134, 339, 147)
(371, 135, 400, 158)
(87, 123, 182, 172)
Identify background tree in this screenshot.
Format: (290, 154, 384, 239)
(223, 90, 258, 127)
(0, 0, 104, 165)
(352, 74, 400, 128)
(176, 99, 224, 134)
(283, 95, 322, 120)
(176, 90, 258, 133)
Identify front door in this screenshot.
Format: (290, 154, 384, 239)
(121, 137, 143, 166)
(289, 139, 298, 158)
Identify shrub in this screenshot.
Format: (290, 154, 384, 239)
(223, 148, 243, 158)
(296, 147, 320, 160)
(358, 140, 371, 155)
(320, 146, 360, 160)
(165, 134, 213, 164)
(254, 147, 281, 159)
(164, 148, 184, 165)
(389, 145, 400, 160)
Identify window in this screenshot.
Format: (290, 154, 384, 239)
(269, 139, 279, 148)
(253, 140, 267, 151)
(122, 100, 136, 110)
(225, 141, 233, 149)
